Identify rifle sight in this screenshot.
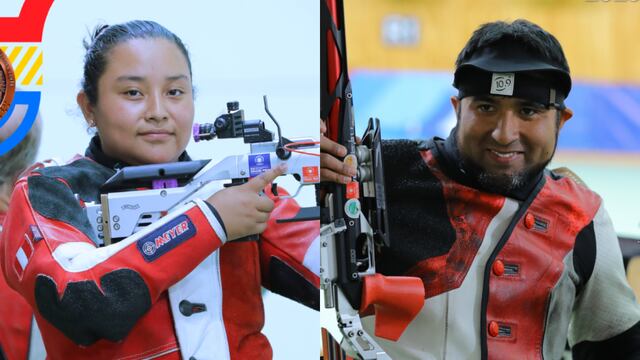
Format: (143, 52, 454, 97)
(193, 101, 274, 144)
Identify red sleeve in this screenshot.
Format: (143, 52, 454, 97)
(0, 175, 227, 345)
(259, 186, 319, 310)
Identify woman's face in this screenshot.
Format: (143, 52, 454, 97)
(79, 37, 194, 165)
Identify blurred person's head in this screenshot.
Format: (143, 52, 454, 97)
(0, 104, 42, 211)
(76, 20, 194, 166)
(450, 19, 573, 195)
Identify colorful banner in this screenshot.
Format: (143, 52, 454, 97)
(0, 0, 54, 156)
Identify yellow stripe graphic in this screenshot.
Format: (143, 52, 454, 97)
(7, 46, 22, 64)
(22, 51, 42, 86)
(0, 45, 44, 86)
(14, 46, 36, 79)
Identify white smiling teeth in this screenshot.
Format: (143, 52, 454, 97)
(491, 150, 517, 158)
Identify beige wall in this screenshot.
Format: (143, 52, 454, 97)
(345, 0, 640, 83)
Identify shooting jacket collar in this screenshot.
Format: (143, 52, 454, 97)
(85, 135, 191, 171)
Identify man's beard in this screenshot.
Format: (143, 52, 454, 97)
(461, 154, 549, 195)
(451, 126, 557, 196)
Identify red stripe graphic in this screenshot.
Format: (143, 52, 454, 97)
(21, 233, 33, 258)
(0, 0, 54, 42)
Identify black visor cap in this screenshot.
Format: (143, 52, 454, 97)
(453, 39, 571, 98)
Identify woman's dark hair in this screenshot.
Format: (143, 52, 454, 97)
(455, 19, 569, 73)
(81, 20, 192, 105)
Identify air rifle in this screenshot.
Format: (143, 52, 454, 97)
(320, 1, 425, 359)
(85, 96, 319, 245)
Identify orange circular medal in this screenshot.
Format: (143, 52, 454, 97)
(0, 48, 16, 120)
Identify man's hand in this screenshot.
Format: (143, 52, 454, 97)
(320, 119, 357, 184)
(206, 164, 286, 240)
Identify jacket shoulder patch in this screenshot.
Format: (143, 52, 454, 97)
(28, 175, 97, 244)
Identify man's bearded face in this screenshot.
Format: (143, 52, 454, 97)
(453, 95, 565, 194)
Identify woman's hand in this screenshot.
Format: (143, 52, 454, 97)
(320, 119, 357, 184)
(206, 164, 286, 240)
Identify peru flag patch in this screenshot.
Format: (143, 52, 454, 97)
(137, 215, 196, 262)
(14, 231, 35, 280)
